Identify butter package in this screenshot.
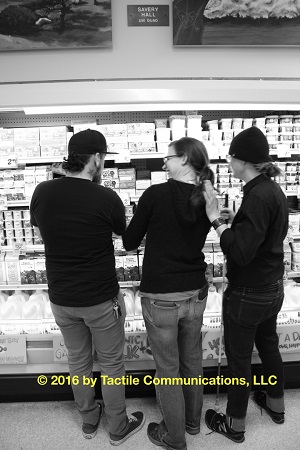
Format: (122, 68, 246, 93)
(99, 124, 127, 137)
(14, 127, 40, 143)
(102, 168, 119, 179)
(20, 255, 36, 284)
(115, 256, 125, 281)
(34, 257, 47, 284)
(14, 144, 40, 159)
(40, 145, 67, 157)
(128, 142, 156, 152)
(101, 179, 120, 190)
(5, 253, 21, 284)
(127, 123, 155, 134)
(124, 254, 139, 281)
(0, 253, 7, 284)
(0, 128, 14, 147)
(39, 126, 67, 143)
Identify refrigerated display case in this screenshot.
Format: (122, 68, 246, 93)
(0, 106, 300, 402)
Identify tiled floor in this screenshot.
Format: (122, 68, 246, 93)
(1, 390, 299, 449)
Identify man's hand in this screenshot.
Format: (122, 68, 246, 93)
(203, 180, 221, 222)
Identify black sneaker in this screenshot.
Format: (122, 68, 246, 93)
(205, 409, 245, 444)
(147, 422, 187, 450)
(185, 423, 200, 435)
(253, 391, 285, 424)
(110, 411, 145, 446)
(147, 422, 165, 447)
(82, 404, 102, 439)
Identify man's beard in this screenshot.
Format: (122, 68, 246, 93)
(92, 165, 102, 184)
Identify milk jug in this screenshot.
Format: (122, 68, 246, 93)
(206, 285, 222, 313)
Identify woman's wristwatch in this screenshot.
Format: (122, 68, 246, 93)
(211, 217, 225, 230)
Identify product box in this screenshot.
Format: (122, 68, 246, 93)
(127, 123, 155, 134)
(0, 128, 14, 147)
(138, 252, 144, 280)
(0, 253, 7, 284)
(15, 145, 41, 159)
(40, 145, 67, 157)
(14, 127, 40, 143)
(203, 244, 214, 280)
(283, 244, 292, 272)
(123, 254, 139, 281)
(136, 179, 151, 190)
(99, 124, 128, 137)
(19, 256, 36, 284)
(34, 257, 47, 284)
(169, 115, 186, 129)
(107, 142, 128, 153)
(118, 168, 136, 181)
(39, 126, 68, 143)
(5, 253, 21, 284)
(102, 168, 119, 179)
(115, 255, 125, 281)
(128, 142, 156, 152)
(213, 246, 225, 278)
(127, 134, 155, 143)
(101, 179, 120, 190)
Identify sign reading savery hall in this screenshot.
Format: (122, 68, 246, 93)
(127, 5, 169, 26)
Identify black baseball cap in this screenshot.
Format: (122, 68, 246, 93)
(68, 129, 118, 155)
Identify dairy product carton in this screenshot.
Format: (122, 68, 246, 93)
(0, 253, 7, 285)
(20, 256, 36, 284)
(34, 257, 47, 284)
(14, 127, 40, 143)
(5, 253, 21, 284)
(115, 256, 124, 281)
(124, 254, 139, 281)
(39, 126, 67, 142)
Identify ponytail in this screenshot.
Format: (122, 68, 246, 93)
(253, 162, 282, 178)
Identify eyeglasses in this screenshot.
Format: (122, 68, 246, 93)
(163, 155, 179, 164)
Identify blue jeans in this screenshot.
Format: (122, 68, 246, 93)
(223, 280, 285, 431)
(141, 284, 208, 450)
(50, 290, 128, 435)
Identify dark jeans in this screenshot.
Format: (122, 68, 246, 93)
(223, 279, 285, 428)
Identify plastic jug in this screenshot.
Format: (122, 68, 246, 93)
(0, 291, 8, 304)
(22, 301, 43, 320)
(7, 290, 29, 304)
(28, 290, 48, 316)
(134, 291, 143, 316)
(122, 289, 135, 316)
(0, 300, 22, 319)
(205, 285, 222, 313)
(43, 301, 54, 319)
(284, 281, 300, 308)
(282, 280, 296, 309)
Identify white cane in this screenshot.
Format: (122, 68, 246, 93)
(215, 254, 226, 411)
(215, 193, 228, 411)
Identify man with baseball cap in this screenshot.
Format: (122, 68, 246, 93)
(203, 126, 288, 443)
(30, 129, 145, 443)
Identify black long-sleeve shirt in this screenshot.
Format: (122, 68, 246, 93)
(220, 174, 288, 287)
(122, 179, 211, 293)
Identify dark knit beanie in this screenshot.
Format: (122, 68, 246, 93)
(229, 126, 272, 163)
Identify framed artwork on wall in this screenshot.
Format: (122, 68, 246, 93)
(0, 0, 112, 51)
(173, 0, 300, 46)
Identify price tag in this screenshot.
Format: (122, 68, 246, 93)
(0, 196, 8, 211)
(114, 149, 131, 164)
(277, 144, 291, 158)
(0, 335, 27, 364)
(0, 154, 18, 169)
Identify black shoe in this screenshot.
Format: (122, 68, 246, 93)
(109, 411, 145, 446)
(147, 423, 165, 447)
(185, 423, 200, 435)
(82, 404, 102, 439)
(253, 391, 285, 424)
(147, 422, 187, 450)
(205, 409, 245, 444)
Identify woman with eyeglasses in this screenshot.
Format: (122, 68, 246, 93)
(122, 137, 214, 450)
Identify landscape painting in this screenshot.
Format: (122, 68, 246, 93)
(173, 0, 300, 46)
(0, 0, 112, 51)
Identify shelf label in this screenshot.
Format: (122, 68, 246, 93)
(0, 335, 27, 364)
(0, 154, 18, 169)
(0, 196, 8, 211)
(53, 335, 68, 362)
(114, 149, 131, 164)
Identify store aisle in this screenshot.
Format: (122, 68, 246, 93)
(1, 390, 299, 450)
